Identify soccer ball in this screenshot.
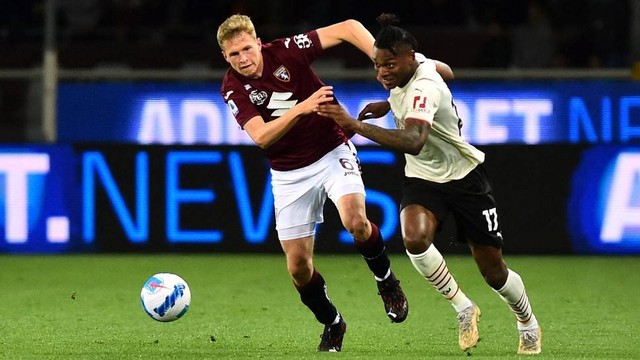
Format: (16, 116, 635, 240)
(140, 273, 191, 322)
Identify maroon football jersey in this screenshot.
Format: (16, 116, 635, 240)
(221, 30, 349, 171)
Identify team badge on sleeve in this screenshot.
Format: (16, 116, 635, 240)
(227, 99, 239, 116)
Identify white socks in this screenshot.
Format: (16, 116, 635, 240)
(495, 269, 538, 330)
(374, 268, 392, 282)
(408, 247, 538, 330)
(407, 245, 472, 312)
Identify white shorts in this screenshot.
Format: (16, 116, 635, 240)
(271, 141, 366, 240)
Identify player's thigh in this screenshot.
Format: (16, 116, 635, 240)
(271, 168, 327, 236)
(323, 142, 367, 223)
(335, 192, 367, 229)
(400, 177, 449, 249)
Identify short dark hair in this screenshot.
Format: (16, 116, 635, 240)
(374, 13, 418, 56)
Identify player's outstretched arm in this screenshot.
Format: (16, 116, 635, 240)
(317, 103, 429, 155)
(316, 19, 375, 58)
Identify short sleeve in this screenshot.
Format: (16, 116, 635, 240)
(221, 80, 260, 129)
(403, 80, 441, 125)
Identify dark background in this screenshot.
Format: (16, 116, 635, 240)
(1, 0, 634, 69)
(1, 0, 638, 142)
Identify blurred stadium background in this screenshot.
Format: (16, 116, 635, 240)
(0, 0, 639, 255)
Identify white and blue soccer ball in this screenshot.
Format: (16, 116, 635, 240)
(141, 273, 191, 322)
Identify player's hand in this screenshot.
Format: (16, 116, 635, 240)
(357, 101, 390, 120)
(316, 103, 355, 129)
(299, 86, 334, 115)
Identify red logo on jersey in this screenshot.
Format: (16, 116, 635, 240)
(413, 96, 428, 109)
(273, 66, 291, 82)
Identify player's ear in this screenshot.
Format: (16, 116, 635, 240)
(256, 37, 262, 46)
(221, 50, 229, 63)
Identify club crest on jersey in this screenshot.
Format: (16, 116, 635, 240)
(249, 89, 268, 106)
(293, 33, 313, 49)
(273, 65, 291, 82)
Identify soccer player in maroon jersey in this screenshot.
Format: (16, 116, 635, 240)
(217, 14, 408, 352)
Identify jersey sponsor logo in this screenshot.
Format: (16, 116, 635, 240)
(249, 89, 268, 106)
(273, 65, 291, 82)
(267, 92, 297, 117)
(413, 95, 428, 109)
(411, 95, 431, 114)
(224, 90, 234, 100)
(293, 33, 312, 49)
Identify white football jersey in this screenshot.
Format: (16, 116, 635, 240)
(387, 53, 484, 183)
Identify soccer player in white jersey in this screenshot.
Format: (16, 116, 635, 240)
(316, 13, 542, 355)
(217, 14, 408, 352)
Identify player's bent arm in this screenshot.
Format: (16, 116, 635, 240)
(358, 101, 391, 120)
(316, 103, 427, 154)
(352, 118, 430, 155)
(243, 115, 289, 149)
(316, 19, 375, 58)
(244, 86, 335, 148)
(243, 111, 302, 149)
(435, 60, 454, 81)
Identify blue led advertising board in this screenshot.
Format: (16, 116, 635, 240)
(568, 146, 640, 254)
(5, 79, 640, 254)
(0, 146, 81, 253)
(0, 144, 638, 254)
(57, 80, 640, 145)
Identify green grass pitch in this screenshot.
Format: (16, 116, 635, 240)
(1, 254, 638, 359)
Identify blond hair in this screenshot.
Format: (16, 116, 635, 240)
(217, 14, 257, 50)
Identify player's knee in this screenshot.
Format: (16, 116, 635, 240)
(404, 238, 428, 253)
(287, 256, 313, 284)
(289, 266, 313, 285)
(344, 216, 368, 240)
(403, 232, 432, 253)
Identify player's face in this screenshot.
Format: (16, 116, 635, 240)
(221, 32, 263, 79)
(373, 47, 415, 90)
